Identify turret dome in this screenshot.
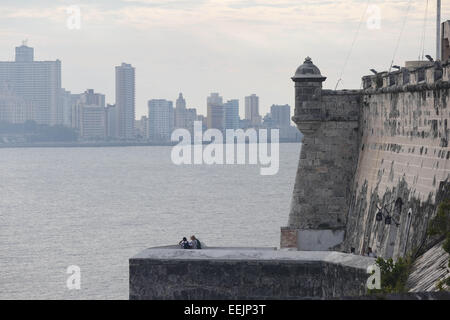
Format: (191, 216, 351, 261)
(292, 57, 326, 81)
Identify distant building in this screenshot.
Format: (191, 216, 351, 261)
(0, 84, 34, 124)
(206, 93, 224, 131)
(116, 63, 135, 139)
(262, 104, 299, 142)
(15, 44, 34, 62)
(135, 116, 148, 139)
(197, 114, 207, 131)
(69, 89, 106, 139)
(224, 99, 239, 130)
(262, 112, 274, 128)
(185, 108, 197, 134)
(148, 99, 174, 141)
(239, 118, 251, 129)
(174, 93, 187, 129)
(270, 104, 291, 127)
(59, 89, 79, 128)
(245, 94, 261, 127)
(80, 105, 106, 139)
(82, 89, 105, 108)
(105, 104, 117, 138)
(0, 43, 61, 125)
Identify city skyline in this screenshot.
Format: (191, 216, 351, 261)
(0, 42, 300, 143)
(0, 42, 291, 126)
(2, 1, 448, 119)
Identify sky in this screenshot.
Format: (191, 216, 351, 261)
(0, 0, 449, 119)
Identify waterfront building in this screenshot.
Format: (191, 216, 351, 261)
(224, 99, 239, 130)
(116, 63, 135, 139)
(0, 43, 61, 125)
(105, 104, 118, 138)
(270, 104, 291, 127)
(80, 105, 106, 139)
(148, 99, 174, 141)
(244, 94, 261, 127)
(206, 93, 224, 131)
(0, 84, 34, 124)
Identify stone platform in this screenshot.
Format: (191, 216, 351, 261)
(129, 246, 375, 300)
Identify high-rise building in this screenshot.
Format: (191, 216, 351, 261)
(245, 94, 261, 127)
(0, 43, 61, 125)
(224, 99, 239, 130)
(135, 116, 148, 139)
(270, 104, 291, 127)
(115, 63, 135, 139)
(59, 89, 75, 128)
(197, 114, 207, 131)
(148, 99, 174, 141)
(185, 108, 197, 134)
(0, 84, 34, 124)
(105, 104, 117, 138)
(70, 89, 107, 139)
(82, 89, 105, 108)
(174, 92, 187, 128)
(206, 93, 224, 131)
(80, 105, 106, 139)
(15, 44, 34, 62)
(71, 89, 106, 139)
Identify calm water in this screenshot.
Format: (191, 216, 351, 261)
(0, 144, 300, 299)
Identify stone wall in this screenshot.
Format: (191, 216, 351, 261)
(285, 57, 363, 251)
(129, 248, 375, 300)
(289, 92, 360, 231)
(342, 62, 450, 259)
(284, 58, 449, 260)
(407, 240, 450, 292)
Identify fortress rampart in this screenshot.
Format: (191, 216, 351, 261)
(282, 58, 450, 260)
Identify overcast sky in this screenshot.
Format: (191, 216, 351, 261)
(0, 0, 449, 118)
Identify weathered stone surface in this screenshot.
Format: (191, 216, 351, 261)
(282, 58, 361, 249)
(297, 229, 345, 251)
(129, 248, 375, 300)
(283, 58, 450, 261)
(407, 241, 450, 292)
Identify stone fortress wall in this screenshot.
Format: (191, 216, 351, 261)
(282, 56, 450, 261)
(343, 62, 450, 259)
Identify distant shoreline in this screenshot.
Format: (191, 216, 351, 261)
(0, 140, 300, 149)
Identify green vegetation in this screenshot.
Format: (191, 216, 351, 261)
(427, 198, 450, 291)
(428, 198, 450, 239)
(428, 198, 450, 263)
(436, 277, 450, 291)
(368, 199, 450, 294)
(369, 256, 413, 294)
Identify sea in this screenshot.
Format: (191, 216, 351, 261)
(0, 143, 301, 299)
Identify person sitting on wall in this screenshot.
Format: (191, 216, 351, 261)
(179, 237, 190, 249)
(189, 235, 202, 249)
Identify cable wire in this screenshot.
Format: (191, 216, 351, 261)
(335, 0, 371, 90)
(389, 0, 413, 73)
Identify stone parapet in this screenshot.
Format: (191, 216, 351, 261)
(129, 247, 375, 300)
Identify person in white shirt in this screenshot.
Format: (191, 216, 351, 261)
(189, 235, 201, 249)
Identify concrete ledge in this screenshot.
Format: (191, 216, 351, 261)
(297, 229, 345, 251)
(129, 247, 375, 300)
